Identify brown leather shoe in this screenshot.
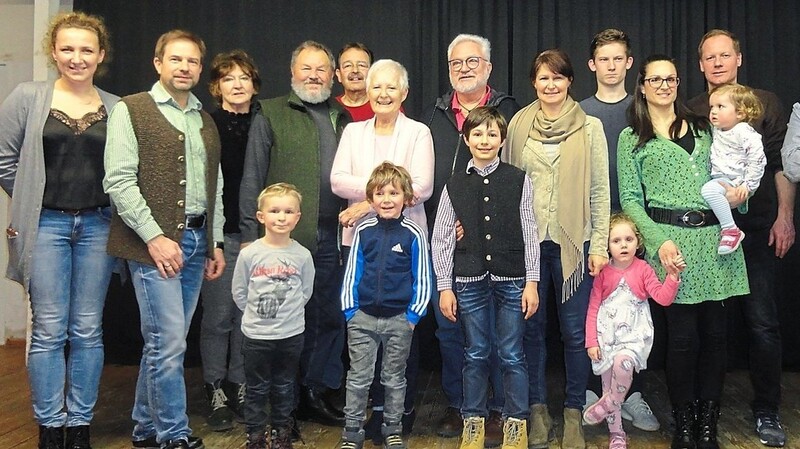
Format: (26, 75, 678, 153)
(437, 406, 463, 437)
(483, 410, 503, 448)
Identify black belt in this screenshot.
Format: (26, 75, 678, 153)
(646, 207, 719, 227)
(185, 214, 206, 229)
(46, 206, 107, 215)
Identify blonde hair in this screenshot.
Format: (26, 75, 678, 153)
(710, 83, 764, 125)
(44, 11, 111, 75)
(365, 162, 414, 203)
(609, 212, 643, 253)
(257, 183, 303, 210)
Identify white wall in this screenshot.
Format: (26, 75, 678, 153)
(0, 0, 72, 344)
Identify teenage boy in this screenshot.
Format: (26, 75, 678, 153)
(232, 183, 315, 449)
(579, 28, 661, 432)
(432, 106, 540, 449)
(339, 162, 433, 449)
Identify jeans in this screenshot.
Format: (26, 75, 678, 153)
(243, 334, 303, 434)
(129, 228, 207, 443)
(525, 241, 592, 410)
(458, 277, 528, 420)
(730, 227, 782, 413)
(200, 233, 245, 385)
(344, 311, 413, 427)
(27, 207, 115, 427)
(433, 282, 505, 410)
(665, 301, 727, 406)
(300, 223, 345, 390)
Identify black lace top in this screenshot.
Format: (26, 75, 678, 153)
(41, 106, 110, 209)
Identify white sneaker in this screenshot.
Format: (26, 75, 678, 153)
(620, 392, 660, 431)
(582, 390, 600, 425)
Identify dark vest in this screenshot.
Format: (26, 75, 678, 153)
(447, 162, 526, 277)
(107, 92, 221, 265)
(259, 92, 349, 253)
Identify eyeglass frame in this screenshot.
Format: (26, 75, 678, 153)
(447, 56, 488, 71)
(644, 76, 681, 88)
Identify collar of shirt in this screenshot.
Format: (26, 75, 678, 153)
(466, 156, 500, 176)
(150, 81, 203, 112)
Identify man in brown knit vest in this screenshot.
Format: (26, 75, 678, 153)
(103, 30, 224, 449)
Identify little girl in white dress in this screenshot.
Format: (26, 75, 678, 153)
(583, 213, 684, 449)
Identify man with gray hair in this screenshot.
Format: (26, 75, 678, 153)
(240, 40, 351, 430)
(422, 33, 521, 448)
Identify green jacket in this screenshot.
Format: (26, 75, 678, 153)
(253, 91, 349, 253)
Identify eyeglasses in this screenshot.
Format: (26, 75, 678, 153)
(644, 76, 680, 88)
(448, 56, 486, 71)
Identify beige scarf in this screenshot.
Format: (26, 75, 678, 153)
(512, 96, 589, 302)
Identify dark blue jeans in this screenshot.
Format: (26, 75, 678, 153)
(525, 241, 592, 410)
(458, 277, 528, 419)
(300, 223, 345, 390)
(243, 333, 304, 434)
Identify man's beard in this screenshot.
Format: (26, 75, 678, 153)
(292, 79, 332, 104)
(451, 72, 490, 95)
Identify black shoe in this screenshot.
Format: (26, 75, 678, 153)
(246, 431, 268, 449)
(225, 381, 246, 424)
(270, 426, 293, 449)
(65, 425, 91, 449)
(401, 408, 416, 436)
(295, 386, 345, 426)
(289, 411, 303, 443)
(436, 406, 462, 438)
(205, 380, 234, 432)
(364, 409, 383, 445)
(132, 436, 204, 449)
(695, 400, 720, 449)
(755, 411, 786, 447)
(38, 426, 64, 449)
(671, 402, 696, 449)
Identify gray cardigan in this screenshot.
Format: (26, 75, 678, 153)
(0, 81, 119, 289)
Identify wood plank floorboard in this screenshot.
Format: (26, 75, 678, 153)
(1, 342, 798, 448)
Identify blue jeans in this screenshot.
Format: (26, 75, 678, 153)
(433, 279, 505, 410)
(344, 311, 414, 427)
(243, 334, 303, 434)
(525, 241, 592, 410)
(28, 207, 115, 427)
(457, 277, 528, 419)
(200, 233, 244, 385)
(300, 223, 345, 390)
(129, 228, 207, 443)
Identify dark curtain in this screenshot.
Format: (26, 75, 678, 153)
(75, 0, 800, 369)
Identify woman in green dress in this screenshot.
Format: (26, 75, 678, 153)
(617, 54, 749, 449)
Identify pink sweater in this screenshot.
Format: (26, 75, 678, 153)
(585, 258, 680, 348)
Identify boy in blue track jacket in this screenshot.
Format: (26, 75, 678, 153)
(339, 162, 432, 449)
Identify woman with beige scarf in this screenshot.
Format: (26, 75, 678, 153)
(502, 49, 610, 449)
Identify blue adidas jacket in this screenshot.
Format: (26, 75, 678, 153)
(341, 215, 432, 324)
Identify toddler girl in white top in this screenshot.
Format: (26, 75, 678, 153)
(701, 83, 765, 255)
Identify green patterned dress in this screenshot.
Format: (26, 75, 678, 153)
(617, 126, 749, 304)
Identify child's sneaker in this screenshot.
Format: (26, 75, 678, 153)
(460, 416, 485, 449)
(340, 427, 365, 449)
(583, 394, 616, 426)
(620, 392, 660, 431)
(609, 431, 627, 449)
(501, 417, 527, 449)
(381, 422, 406, 449)
(718, 228, 745, 255)
(246, 431, 268, 449)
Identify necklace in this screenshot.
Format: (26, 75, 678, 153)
(456, 97, 480, 114)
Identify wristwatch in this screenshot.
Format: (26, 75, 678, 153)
(214, 241, 225, 251)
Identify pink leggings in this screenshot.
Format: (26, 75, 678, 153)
(599, 354, 635, 434)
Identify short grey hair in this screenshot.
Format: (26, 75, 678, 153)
(447, 34, 491, 61)
(290, 40, 335, 72)
(366, 59, 409, 92)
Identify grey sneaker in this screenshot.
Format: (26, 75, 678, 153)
(755, 412, 786, 447)
(620, 392, 660, 431)
(381, 422, 406, 449)
(340, 428, 365, 449)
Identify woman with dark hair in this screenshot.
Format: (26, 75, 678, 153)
(503, 48, 610, 449)
(617, 54, 749, 449)
(0, 11, 117, 449)
(199, 49, 266, 432)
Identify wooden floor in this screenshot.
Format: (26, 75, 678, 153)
(1, 340, 798, 449)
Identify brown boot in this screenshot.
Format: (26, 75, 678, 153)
(561, 408, 585, 449)
(484, 410, 503, 448)
(527, 404, 551, 449)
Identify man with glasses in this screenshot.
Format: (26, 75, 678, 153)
(688, 29, 794, 448)
(422, 33, 520, 447)
(335, 42, 374, 121)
